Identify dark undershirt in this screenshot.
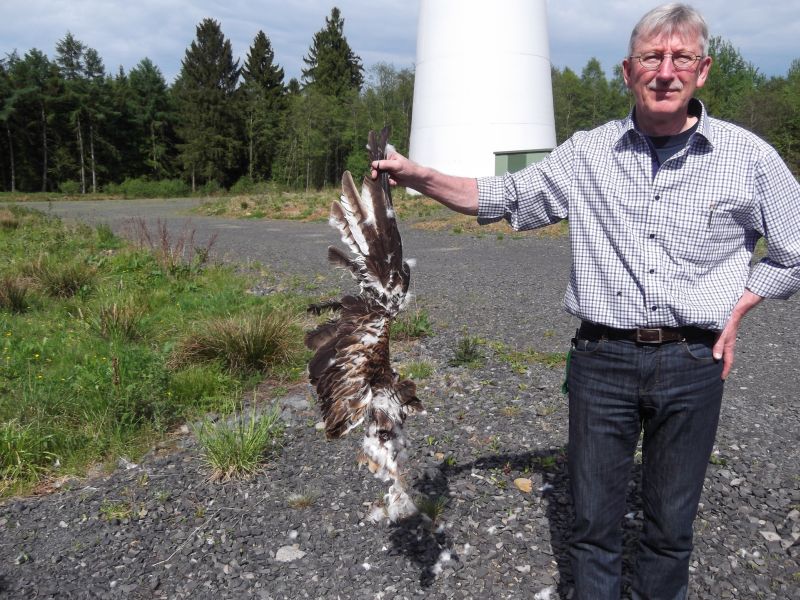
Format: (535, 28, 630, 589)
(646, 121, 699, 166)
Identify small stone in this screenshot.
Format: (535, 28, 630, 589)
(275, 545, 306, 562)
(514, 478, 533, 494)
(515, 564, 531, 574)
(314, 422, 326, 431)
(759, 530, 781, 543)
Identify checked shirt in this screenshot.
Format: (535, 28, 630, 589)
(477, 99, 800, 331)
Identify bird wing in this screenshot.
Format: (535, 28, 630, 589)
(306, 127, 420, 439)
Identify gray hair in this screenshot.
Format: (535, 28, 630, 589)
(628, 3, 709, 56)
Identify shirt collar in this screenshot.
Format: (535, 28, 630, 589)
(616, 98, 714, 148)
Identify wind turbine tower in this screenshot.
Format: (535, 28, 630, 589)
(408, 0, 556, 180)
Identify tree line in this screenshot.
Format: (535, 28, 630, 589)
(551, 37, 799, 175)
(1, 11, 797, 195)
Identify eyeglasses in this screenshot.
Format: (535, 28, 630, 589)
(629, 52, 703, 71)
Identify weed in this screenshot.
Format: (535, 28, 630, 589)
(417, 495, 448, 523)
(194, 405, 284, 482)
(450, 335, 484, 367)
(709, 452, 727, 466)
(444, 455, 457, 467)
(287, 489, 319, 509)
(487, 468, 507, 489)
(533, 455, 558, 470)
(400, 361, 434, 381)
(99, 500, 132, 521)
(127, 217, 217, 276)
(490, 341, 567, 371)
(391, 309, 433, 340)
(500, 405, 521, 417)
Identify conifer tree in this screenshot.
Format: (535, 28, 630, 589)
(301, 7, 363, 96)
(129, 58, 174, 178)
(55, 32, 88, 192)
(174, 18, 241, 190)
(241, 31, 285, 181)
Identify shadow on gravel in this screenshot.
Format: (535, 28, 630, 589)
(390, 448, 645, 595)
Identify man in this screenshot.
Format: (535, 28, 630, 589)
(371, 3, 799, 599)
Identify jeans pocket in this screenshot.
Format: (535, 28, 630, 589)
(572, 338, 604, 354)
(680, 340, 716, 363)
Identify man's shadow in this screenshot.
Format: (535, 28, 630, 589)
(389, 447, 644, 594)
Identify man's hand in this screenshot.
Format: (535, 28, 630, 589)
(370, 150, 417, 188)
(712, 289, 763, 379)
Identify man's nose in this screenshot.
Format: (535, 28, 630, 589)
(655, 56, 676, 78)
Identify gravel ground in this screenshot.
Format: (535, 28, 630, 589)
(1, 199, 798, 599)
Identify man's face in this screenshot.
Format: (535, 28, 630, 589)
(622, 31, 712, 129)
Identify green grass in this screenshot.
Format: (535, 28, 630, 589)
(194, 405, 284, 482)
(0, 206, 308, 496)
(416, 495, 448, 524)
(400, 361, 434, 381)
(449, 334, 484, 368)
(488, 340, 568, 372)
(391, 309, 433, 340)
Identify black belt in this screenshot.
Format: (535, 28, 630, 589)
(578, 321, 717, 345)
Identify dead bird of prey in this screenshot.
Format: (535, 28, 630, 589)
(305, 126, 423, 522)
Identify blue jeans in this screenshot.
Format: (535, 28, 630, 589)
(567, 336, 724, 600)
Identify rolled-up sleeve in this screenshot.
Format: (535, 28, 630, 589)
(746, 147, 800, 299)
(476, 135, 577, 231)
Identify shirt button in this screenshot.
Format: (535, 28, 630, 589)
(651, 306, 659, 311)
(649, 269, 655, 274)
(654, 195, 660, 201)
(649, 234, 655, 239)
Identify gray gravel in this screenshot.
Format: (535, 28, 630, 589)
(1, 199, 798, 599)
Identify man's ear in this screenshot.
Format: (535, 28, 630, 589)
(695, 56, 713, 89)
(621, 58, 633, 88)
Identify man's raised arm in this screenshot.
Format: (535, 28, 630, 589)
(371, 151, 479, 216)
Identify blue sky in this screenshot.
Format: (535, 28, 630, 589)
(1, 1, 797, 83)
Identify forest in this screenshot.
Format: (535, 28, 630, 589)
(1, 7, 798, 195)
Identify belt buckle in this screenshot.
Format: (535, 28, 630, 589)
(635, 328, 663, 344)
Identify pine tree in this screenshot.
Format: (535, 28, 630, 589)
(129, 58, 174, 178)
(174, 18, 242, 190)
(241, 31, 285, 181)
(281, 7, 363, 188)
(301, 7, 363, 97)
(55, 32, 88, 192)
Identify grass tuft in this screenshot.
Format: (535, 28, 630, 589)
(0, 208, 19, 229)
(194, 406, 284, 482)
(92, 300, 146, 340)
(417, 495, 448, 524)
(171, 310, 302, 374)
(0, 275, 33, 313)
(0, 419, 56, 489)
(286, 489, 319, 509)
(449, 335, 484, 368)
(400, 361, 434, 381)
(24, 255, 96, 298)
(391, 309, 433, 340)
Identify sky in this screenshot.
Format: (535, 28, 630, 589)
(1, 0, 798, 84)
